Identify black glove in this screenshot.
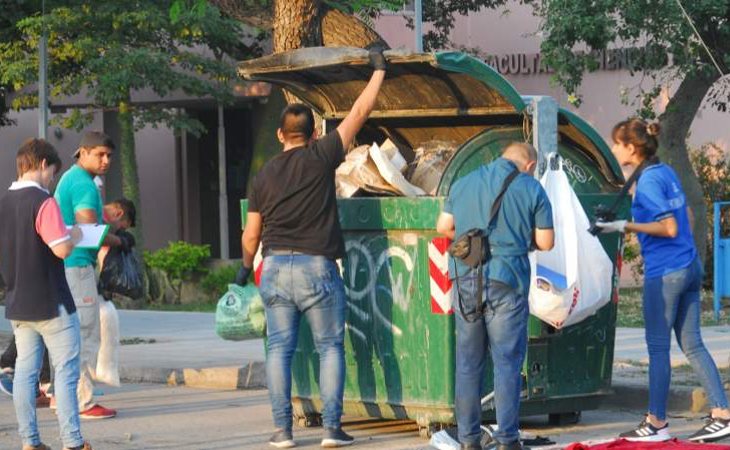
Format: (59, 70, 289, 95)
(368, 47, 386, 71)
(117, 232, 135, 253)
(235, 266, 252, 287)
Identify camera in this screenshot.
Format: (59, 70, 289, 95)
(588, 204, 617, 236)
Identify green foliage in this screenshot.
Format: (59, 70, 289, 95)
(326, 0, 402, 16)
(201, 263, 239, 298)
(622, 238, 644, 282)
(0, 1, 263, 133)
(690, 143, 730, 285)
(144, 241, 211, 281)
(527, 0, 729, 109)
(402, 1, 512, 51)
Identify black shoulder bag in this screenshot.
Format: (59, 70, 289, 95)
(448, 169, 520, 322)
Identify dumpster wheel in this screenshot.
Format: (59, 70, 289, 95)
(548, 411, 581, 426)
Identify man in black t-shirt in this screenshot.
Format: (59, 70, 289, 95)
(236, 49, 386, 449)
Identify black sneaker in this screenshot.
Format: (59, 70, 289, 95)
(618, 418, 671, 442)
(321, 427, 354, 448)
(688, 416, 730, 443)
(269, 429, 295, 448)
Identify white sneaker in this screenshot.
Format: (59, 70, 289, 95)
(619, 417, 671, 442)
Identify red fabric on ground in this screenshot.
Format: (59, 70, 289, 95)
(565, 439, 730, 450)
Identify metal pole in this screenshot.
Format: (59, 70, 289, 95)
(714, 202, 721, 321)
(38, 35, 48, 139)
(217, 104, 229, 259)
(414, 0, 423, 53)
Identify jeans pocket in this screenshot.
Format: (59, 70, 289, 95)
(259, 260, 281, 307)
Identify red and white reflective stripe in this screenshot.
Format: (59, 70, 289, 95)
(253, 245, 263, 286)
(429, 237, 453, 315)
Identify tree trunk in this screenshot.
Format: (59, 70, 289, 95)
(211, 1, 388, 50)
(273, 0, 322, 53)
(657, 71, 719, 267)
(118, 98, 144, 249)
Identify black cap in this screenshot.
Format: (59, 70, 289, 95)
(74, 131, 115, 158)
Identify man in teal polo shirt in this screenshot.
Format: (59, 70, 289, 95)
(437, 142, 554, 450)
(55, 131, 128, 420)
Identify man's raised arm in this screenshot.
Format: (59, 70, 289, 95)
(336, 49, 386, 150)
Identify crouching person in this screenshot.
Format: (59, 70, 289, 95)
(0, 139, 91, 450)
(437, 143, 554, 450)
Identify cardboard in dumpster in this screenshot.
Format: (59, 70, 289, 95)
(336, 142, 423, 197)
(335, 144, 402, 197)
(369, 142, 425, 197)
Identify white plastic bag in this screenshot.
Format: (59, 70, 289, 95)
(528, 156, 613, 328)
(96, 300, 121, 387)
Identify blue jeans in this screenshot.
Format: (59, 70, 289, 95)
(454, 275, 528, 446)
(644, 257, 729, 420)
(259, 253, 347, 431)
(12, 305, 83, 448)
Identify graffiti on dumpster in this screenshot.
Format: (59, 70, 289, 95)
(343, 238, 417, 339)
(562, 157, 594, 186)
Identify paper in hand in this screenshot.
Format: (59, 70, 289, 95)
(68, 224, 110, 249)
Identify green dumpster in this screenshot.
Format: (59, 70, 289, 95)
(239, 48, 629, 436)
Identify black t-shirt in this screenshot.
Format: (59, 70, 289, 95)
(248, 131, 345, 259)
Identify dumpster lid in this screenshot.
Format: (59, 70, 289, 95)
(238, 47, 526, 120)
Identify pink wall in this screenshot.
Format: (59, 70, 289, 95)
(375, 5, 730, 153)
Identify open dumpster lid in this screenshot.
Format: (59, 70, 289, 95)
(238, 47, 526, 120)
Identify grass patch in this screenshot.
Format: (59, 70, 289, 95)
(617, 288, 730, 328)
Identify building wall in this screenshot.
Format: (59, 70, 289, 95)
(0, 108, 181, 251)
(375, 4, 730, 153)
(0, 109, 102, 187)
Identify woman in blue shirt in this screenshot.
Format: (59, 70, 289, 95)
(597, 118, 730, 443)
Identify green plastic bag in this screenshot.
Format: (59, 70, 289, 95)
(215, 284, 266, 341)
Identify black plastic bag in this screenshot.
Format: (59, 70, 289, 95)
(99, 249, 144, 299)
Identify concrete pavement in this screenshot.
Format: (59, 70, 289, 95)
(0, 383, 721, 449)
(1, 306, 729, 411)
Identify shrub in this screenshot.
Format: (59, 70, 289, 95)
(201, 264, 239, 299)
(144, 241, 210, 281)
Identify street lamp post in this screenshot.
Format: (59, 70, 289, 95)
(414, 0, 423, 53)
(38, 35, 48, 139)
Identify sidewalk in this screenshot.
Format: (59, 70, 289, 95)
(1, 306, 728, 410)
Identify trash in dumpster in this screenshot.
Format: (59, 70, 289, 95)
(406, 140, 457, 195)
(369, 142, 425, 197)
(335, 139, 456, 198)
(335, 144, 402, 197)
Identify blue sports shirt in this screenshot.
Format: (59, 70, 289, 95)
(632, 163, 696, 278)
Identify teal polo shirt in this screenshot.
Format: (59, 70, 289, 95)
(444, 158, 553, 296)
(55, 164, 103, 268)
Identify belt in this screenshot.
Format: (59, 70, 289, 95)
(263, 249, 307, 257)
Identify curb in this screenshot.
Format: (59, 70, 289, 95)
(119, 360, 712, 416)
(603, 380, 699, 413)
(119, 359, 267, 390)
